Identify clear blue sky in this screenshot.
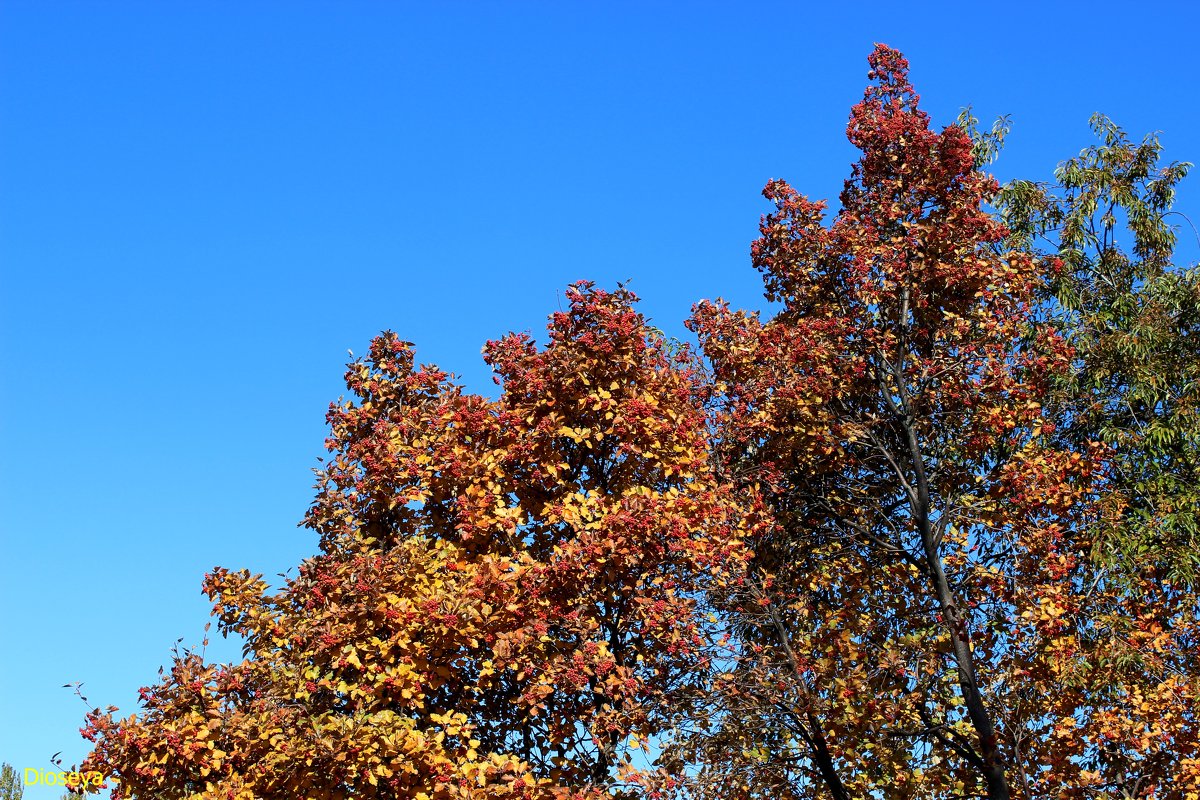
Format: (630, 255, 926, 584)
(1, 2, 1197, 796)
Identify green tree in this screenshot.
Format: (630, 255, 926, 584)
(999, 114, 1200, 587)
(0, 763, 22, 800)
(990, 112, 1200, 798)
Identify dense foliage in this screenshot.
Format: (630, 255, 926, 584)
(81, 285, 750, 800)
(77, 46, 1198, 800)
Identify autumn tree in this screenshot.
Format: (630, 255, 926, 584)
(75, 43, 1200, 800)
(677, 44, 1200, 800)
(78, 284, 749, 800)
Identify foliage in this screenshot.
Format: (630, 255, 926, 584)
(79, 285, 749, 799)
(1, 763, 21, 800)
(999, 116, 1200, 587)
(675, 45, 1200, 800)
(75, 45, 1200, 800)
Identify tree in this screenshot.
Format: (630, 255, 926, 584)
(993, 113, 1200, 800)
(1, 760, 85, 799)
(999, 115, 1200, 586)
(76, 44, 1200, 800)
(1, 763, 22, 800)
(681, 44, 1199, 800)
(80, 284, 749, 799)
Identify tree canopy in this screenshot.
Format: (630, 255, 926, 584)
(77, 45, 1200, 800)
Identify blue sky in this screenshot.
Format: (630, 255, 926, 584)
(1, 2, 1197, 796)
